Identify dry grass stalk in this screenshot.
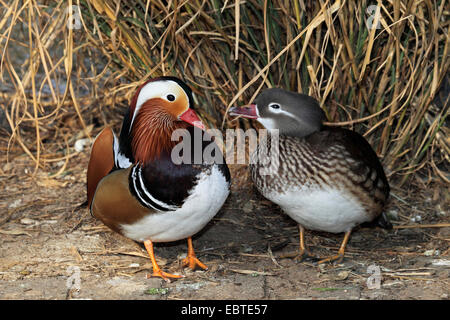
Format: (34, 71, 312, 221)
(0, 0, 448, 185)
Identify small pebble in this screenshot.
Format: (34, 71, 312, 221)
(335, 271, 349, 281)
(435, 205, 446, 217)
(56, 160, 65, 167)
(177, 253, 187, 260)
(386, 209, 399, 221)
(9, 199, 22, 209)
(242, 202, 253, 213)
(3, 162, 13, 172)
(74, 138, 90, 152)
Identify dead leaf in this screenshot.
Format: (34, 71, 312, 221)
(70, 246, 83, 262)
(36, 178, 68, 188)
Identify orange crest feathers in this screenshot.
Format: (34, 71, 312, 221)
(131, 99, 189, 163)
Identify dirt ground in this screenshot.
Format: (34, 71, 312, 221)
(0, 145, 449, 300)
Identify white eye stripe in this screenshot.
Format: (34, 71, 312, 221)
(267, 104, 297, 119)
(280, 110, 297, 118)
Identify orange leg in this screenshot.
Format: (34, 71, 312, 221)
(182, 237, 208, 271)
(295, 225, 315, 261)
(318, 231, 352, 264)
(144, 240, 184, 281)
(278, 225, 315, 260)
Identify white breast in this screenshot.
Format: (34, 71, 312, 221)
(120, 165, 229, 242)
(265, 186, 370, 233)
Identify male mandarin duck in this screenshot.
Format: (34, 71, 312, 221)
(229, 88, 391, 264)
(87, 76, 230, 280)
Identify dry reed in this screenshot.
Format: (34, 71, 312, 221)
(0, 0, 448, 185)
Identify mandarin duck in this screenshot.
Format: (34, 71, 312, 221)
(87, 77, 230, 280)
(229, 88, 391, 264)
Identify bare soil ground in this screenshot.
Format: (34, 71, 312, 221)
(0, 146, 449, 300)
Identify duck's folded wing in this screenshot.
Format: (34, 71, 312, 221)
(87, 127, 116, 208)
(90, 166, 158, 233)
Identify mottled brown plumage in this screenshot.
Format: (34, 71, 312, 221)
(251, 128, 389, 223)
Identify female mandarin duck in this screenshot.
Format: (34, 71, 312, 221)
(230, 88, 391, 264)
(87, 77, 230, 280)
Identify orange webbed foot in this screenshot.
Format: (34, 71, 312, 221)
(317, 253, 345, 265)
(294, 248, 317, 262)
(144, 239, 184, 282)
(182, 237, 208, 271)
(182, 255, 208, 271)
(317, 230, 351, 265)
(146, 270, 184, 282)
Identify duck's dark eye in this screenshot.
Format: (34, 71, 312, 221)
(166, 94, 176, 102)
(269, 103, 280, 109)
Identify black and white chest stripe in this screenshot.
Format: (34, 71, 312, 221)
(112, 133, 133, 169)
(129, 165, 180, 212)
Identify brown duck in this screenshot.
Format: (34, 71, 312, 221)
(230, 88, 391, 264)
